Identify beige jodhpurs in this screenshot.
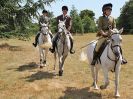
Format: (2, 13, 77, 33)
(95, 37, 107, 52)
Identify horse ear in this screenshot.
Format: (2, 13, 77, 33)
(119, 28, 124, 34)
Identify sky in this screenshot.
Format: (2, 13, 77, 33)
(45, 0, 129, 19)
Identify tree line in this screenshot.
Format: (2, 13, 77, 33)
(0, 0, 133, 39)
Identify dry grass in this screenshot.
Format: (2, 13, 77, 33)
(0, 33, 133, 99)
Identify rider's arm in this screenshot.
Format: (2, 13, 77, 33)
(67, 17, 72, 31)
(97, 17, 103, 36)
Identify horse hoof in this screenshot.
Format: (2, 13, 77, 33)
(115, 94, 120, 98)
(59, 70, 63, 76)
(94, 87, 99, 90)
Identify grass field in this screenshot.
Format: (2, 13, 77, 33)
(0, 33, 133, 99)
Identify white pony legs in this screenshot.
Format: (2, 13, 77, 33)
(39, 48, 48, 67)
(59, 55, 67, 72)
(115, 60, 121, 97)
(54, 52, 57, 70)
(100, 67, 109, 89)
(90, 65, 99, 90)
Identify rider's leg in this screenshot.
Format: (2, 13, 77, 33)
(91, 38, 106, 65)
(33, 32, 40, 47)
(49, 33, 59, 53)
(69, 33, 75, 54)
(120, 47, 127, 64)
(48, 30, 53, 39)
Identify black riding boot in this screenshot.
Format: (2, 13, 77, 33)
(120, 47, 127, 64)
(49, 34, 58, 53)
(69, 37, 75, 54)
(33, 33, 40, 47)
(91, 51, 99, 65)
(49, 33, 53, 39)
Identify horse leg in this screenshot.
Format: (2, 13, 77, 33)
(90, 65, 99, 90)
(43, 49, 48, 67)
(115, 64, 121, 97)
(54, 52, 57, 70)
(100, 67, 109, 89)
(39, 48, 44, 68)
(59, 55, 67, 76)
(95, 66, 99, 89)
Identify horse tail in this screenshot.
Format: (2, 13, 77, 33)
(80, 48, 87, 62)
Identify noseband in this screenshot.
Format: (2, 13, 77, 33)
(41, 26, 49, 35)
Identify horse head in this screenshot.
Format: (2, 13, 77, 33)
(109, 28, 123, 58)
(40, 23, 49, 35)
(58, 20, 67, 33)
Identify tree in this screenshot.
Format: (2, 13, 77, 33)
(82, 16, 96, 33)
(79, 9, 95, 20)
(0, 0, 55, 39)
(117, 0, 133, 34)
(70, 5, 83, 34)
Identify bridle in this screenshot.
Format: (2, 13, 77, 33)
(107, 33, 122, 71)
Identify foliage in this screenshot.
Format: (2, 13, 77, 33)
(0, 0, 55, 39)
(117, 0, 133, 34)
(79, 9, 95, 20)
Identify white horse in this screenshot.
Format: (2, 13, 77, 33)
(81, 28, 123, 97)
(38, 23, 52, 68)
(54, 20, 71, 76)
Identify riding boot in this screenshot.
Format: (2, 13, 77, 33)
(49, 34, 58, 53)
(49, 33, 53, 40)
(69, 37, 75, 54)
(33, 33, 40, 47)
(120, 47, 127, 64)
(91, 51, 99, 65)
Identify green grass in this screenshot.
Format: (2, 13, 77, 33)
(0, 33, 132, 99)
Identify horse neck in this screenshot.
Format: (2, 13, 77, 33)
(40, 33, 49, 42)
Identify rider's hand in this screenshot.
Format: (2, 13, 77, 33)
(102, 33, 108, 37)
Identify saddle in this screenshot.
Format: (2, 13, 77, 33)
(94, 40, 110, 64)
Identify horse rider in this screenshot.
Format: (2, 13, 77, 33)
(49, 6, 75, 54)
(91, 3, 127, 65)
(33, 10, 53, 47)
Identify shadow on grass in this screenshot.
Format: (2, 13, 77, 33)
(25, 71, 55, 82)
(0, 43, 22, 51)
(16, 62, 38, 72)
(59, 87, 102, 99)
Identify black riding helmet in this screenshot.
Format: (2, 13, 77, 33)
(102, 3, 113, 12)
(42, 10, 48, 13)
(62, 6, 68, 11)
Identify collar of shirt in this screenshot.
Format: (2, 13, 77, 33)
(63, 14, 67, 19)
